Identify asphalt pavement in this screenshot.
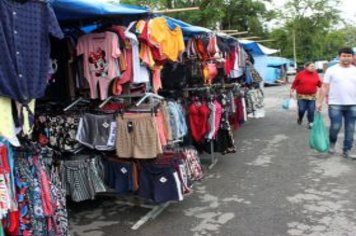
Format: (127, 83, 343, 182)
(69, 84, 356, 236)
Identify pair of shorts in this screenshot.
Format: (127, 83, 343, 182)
(103, 158, 139, 194)
(76, 113, 116, 151)
(116, 113, 162, 159)
(138, 162, 183, 203)
(60, 155, 106, 202)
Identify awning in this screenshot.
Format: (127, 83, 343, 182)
(51, 0, 150, 21)
(164, 16, 211, 36)
(239, 39, 279, 56)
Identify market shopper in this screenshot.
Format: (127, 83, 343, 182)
(317, 47, 356, 159)
(291, 62, 322, 129)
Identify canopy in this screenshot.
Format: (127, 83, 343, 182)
(239, 39, 279, 56)
(254, 55, 290, 84)
(51, 0, 150, 21)
(164, 16, 211, 36)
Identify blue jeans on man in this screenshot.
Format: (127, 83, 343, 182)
(298, 99, 316, 124)
(328, 105, 356, 153)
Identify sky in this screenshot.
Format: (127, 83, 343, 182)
(338, 0, 356, 23)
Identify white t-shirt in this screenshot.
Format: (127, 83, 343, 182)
(323, 64, 356, 105)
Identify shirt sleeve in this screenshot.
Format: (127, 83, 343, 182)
(323, 67, 332, 84)
(76, 37, 84, 56)
(112, 34, 121, 59)
(47, 5, 64, 39)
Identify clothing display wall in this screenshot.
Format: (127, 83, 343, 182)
(0, 0, 266, 233)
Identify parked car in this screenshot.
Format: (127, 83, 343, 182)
(287, 66, 296, 75)
(314, 60, 328, 73)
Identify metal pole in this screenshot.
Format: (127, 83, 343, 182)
(293, 29, 297, 68)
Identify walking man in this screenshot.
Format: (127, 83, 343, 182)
(317, 47, 356, 159)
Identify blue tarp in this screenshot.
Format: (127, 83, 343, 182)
(239, 39, 279, 56)
(254, 55, 290, 84)
(51, 0, 150, 21)
(164, 16, 211, 36)
(51, 0, 213, 36)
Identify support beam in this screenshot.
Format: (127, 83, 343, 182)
(239, 36, 261, 40)
(220, 30, 239, 33)
(227, 31, 249, 36)
(153, 7, 200, 14)
(254, 39, 276, 43)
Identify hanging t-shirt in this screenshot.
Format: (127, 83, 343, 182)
(323, 64, 356, 105)
(77, 32, 121, 100)
(229, 51, 244, 78)
(0, 97, 19, 146)
(0, 1, 63, 104)
(125, 22, 149, 84)
(148, 17, 185, 62)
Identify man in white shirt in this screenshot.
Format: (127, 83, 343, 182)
(317, 47, 356, 159)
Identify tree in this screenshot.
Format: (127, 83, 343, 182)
(271, 0, 341, 63)
(120, 0, 272, 37)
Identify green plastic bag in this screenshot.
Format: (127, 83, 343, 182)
(309, 112, 329, 152)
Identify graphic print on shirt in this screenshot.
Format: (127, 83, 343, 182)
(88, 48, 109, 78)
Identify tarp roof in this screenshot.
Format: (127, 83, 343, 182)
(164, 16, 211, 36)
(239, 39, 279, 56)
(51, 0, 150, 21)
(254, 55, 289, 84)
(51, 0, 213, 35)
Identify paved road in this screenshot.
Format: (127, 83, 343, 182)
(69, 84, 356, 236)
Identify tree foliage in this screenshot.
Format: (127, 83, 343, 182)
(120, 0, 350, 63)
(271, 0, 342, 62)
(120, 0, 272, 36)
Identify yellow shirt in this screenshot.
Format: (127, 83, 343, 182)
(0, 97, 35, 146)
(148, 17, 185, 62)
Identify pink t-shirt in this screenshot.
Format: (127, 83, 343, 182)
(77, 32, 121, 99)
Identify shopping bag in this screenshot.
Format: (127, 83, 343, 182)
(309, 112, 329, 153)
(282, 99, 289, 110)
(288, 98, 297, 111)
(282, 98, 297, 111)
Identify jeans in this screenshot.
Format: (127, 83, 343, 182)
(328, 105, 356, 152)
(298, 99, 316, 123)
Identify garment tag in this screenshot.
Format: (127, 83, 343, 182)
(160, 177, 167, 183)
(102, 122, 110, 129)
(107, 122, 117, 146)
(121, 167, 127, 174)
(127, 121, 134, 133)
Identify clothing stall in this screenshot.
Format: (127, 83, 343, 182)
(0, 0, 265, 234)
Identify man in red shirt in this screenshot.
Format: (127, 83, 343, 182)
(291, 62, 322, 128)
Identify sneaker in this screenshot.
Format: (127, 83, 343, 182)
(343, 151, 356, 160)
(297, 118, 302, 125)
(308, 123, 313, 129)
(329, 143, 336, 155)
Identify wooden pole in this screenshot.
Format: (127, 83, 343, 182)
(239, 36, 260, 40)
(153, 7, 200, 14)
(220, 30, 239, 33)
(227, 31, 249, 36)
(254, 39, 276, 43)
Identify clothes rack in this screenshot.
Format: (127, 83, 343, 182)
(63, 97, 90, 111)
(98, 92, 164, 108)
(183, 86, 217, 169)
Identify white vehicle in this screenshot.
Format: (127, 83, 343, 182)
(315, 60, 328, 72)
(287, 66, 296, 75)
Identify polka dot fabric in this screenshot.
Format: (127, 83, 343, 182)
(0, 0, 63, 104)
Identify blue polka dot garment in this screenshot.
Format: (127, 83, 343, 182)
(0, 0, 63, 104)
